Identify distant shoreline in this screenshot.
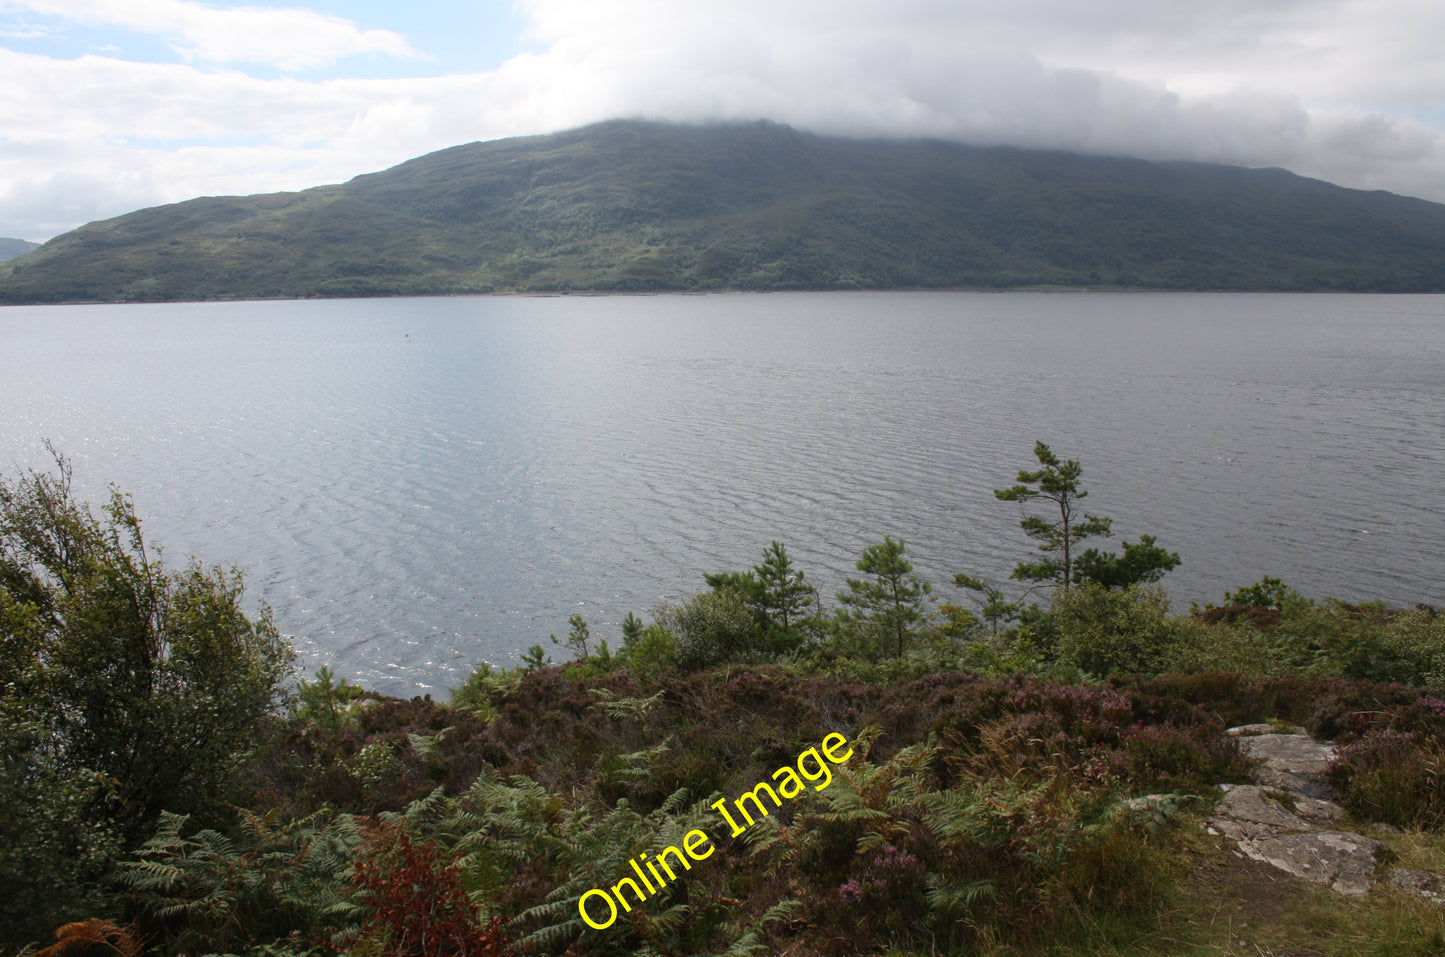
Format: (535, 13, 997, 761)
(7, 285, 1443, 308)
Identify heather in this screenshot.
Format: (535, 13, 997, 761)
(17, 662, 1445, 955)
(7, 450, 1445, 955)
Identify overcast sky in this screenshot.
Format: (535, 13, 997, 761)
(3, 0, 1445, 241)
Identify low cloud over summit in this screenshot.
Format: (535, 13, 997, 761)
(2, 0, 1444, 240)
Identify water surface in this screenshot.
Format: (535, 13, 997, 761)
(3, 291, 1441, 693)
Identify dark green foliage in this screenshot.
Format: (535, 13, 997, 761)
(1182, 599, 1445, 686)
(659, 587, 769, 671)
(995, 441, 1178, 593)
(835, 537, 933, 660)
(994, 441, 1115, 590)
(1048, 582, 1179, 677)
(951, 573, 1023, 638)
(616, 622, 679, 680)
(249, 695, 507, 819)
(9, 119, 1445, 303)
(703, 541, 819, 657)
(295, 665, 363, 730)
(0, 710, 120, 950)
(119, 809, 363, 954)
(0, 452, 291, 948)
(1224, 575, 1314, 614)
(751, 541, 817, 636)
(551, 613, 592, 661)
(521, 643, 552, 672)
(1075, 534, 1181, 588)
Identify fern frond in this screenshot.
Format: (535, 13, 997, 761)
(517, 914, 588, 952)
(406, 731, 440, 762)
(926, 873, 996, 921)
(589, 688, 666, 720)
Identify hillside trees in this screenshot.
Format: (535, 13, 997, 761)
(0, 451, 292, 946)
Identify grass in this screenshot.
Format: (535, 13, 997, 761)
(1389, 829, 1445, 874)
(922, 821, 1445, 957)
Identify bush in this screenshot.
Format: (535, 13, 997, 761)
(1328, 727, 1445, 829)
(1224, 575, 1314, 617)
(344, 823, 518, 957)
(0, 452, 293, 948)
(656, 588, 768, 671)
(118, 809, 363, 954)
(616, 623, 679, 680)
(1049, 583, 1178, 677)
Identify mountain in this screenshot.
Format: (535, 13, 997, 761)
(4, 119, 1445, 303)
(0, 238, 38, 263)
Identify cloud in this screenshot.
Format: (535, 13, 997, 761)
(501, 0, 1445, 197)
(0, 0, 413, 69)
(4, 0, 1445, 240)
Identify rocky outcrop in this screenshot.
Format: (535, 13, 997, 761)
(1208, 781, 1381, 896)
(1232, 725, 1337, 798)
(1207, 725, 1443, 904)
(1389, 869, 1445, 905)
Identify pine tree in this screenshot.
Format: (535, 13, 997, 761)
(704, 541, 817, 654)
(994, 441, 1112, 590)
(753, 541, 816, 638)
(995, 441, 1178, 590)
(837, 537, 932, 659)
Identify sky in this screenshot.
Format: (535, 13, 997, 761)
(3, 0, 1445, 241)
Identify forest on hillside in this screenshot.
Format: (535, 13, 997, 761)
(7, 121, 1445, 303)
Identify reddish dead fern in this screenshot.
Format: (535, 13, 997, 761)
(34, 919, 143, 957)
(341, 823, 518, 957)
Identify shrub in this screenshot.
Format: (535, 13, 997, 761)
(757, 736, 1182, 954)
(1048, 583, 1177, 677)
(1224, 576, 1313, 617)
(295, 666, 364, 730)
(657, 588, 768, 671)
(0, 453, 292, 947)
(118, 809, 362, 954)
(1328, 727, 1445, 829)
(1369, 608, 1445, 687)
(246, 696, 508, 819)
(615, 623, 679, 680)
(1118, 721, 1251, 793)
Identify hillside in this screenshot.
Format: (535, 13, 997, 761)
(0, 237, 37, 262)
(5, 119, 1445, 302)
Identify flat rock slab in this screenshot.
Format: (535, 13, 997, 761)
(1237, 732, 1338, 798)
(1236, 732, 1336, 775)
(1227, 723, 1294, 736)
(1209, 731, 1445, 902)
(1237, 831, 1383, 897)
(1388, 868, 1445, 906)
(1207, 786, 1345, 842)
(1212, 785, 1312, 831)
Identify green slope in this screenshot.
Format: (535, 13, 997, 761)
(0, 237, 38, 263)
(5, 119, 1445, 302)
